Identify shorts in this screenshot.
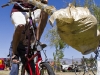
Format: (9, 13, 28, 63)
(11, 9, 41, 28)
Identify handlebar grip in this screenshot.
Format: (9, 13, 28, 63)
(1, 4, 9, 8)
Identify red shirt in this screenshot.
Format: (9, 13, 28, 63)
(11, 0, 47, 14)
(11, 1, 37, 13)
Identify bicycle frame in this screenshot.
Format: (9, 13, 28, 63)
(22, 9, 43, 75)
(26, 51, 42, 75)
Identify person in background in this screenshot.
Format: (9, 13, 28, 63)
(9, 41, 19, 75)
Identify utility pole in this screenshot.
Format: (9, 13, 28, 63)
(72, 56, 73, 65)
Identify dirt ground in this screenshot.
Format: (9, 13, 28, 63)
(0, 70, 97, 75)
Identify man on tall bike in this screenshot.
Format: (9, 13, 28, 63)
(10, 0, 48, 63)
(9, 0, 48, 75)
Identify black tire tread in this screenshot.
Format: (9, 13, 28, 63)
(41, 62, 55, 75)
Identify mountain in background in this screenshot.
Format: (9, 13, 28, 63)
(48, 58, 82, 65)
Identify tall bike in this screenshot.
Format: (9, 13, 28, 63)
(74, 56, 96, 75)
(2, 1, 55, 75)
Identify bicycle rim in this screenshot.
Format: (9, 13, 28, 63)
(40, 62, 55, 75)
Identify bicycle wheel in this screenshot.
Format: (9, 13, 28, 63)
(40, 62, 55, 75)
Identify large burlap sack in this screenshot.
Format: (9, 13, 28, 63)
(49, 4, 100, 55)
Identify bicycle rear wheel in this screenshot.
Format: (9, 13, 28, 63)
(40, 62, 55, 75)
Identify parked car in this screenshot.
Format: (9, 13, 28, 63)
(61, 64, 72, 72)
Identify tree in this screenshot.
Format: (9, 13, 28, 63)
(45, 26, 67, 71)
(88, 54, 95, 67)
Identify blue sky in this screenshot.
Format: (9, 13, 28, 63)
(0, 0, 99, 59)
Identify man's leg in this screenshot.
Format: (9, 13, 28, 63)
(36, 10, 48, 41)
(12, 25, 25, 55)
(30, 9, 48, 47)
(9, 41, 19, 75)
(11, 12, 26, 56)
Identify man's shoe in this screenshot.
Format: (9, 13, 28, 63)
(31, 41, 47, 49)
(39, 42, 47, 48)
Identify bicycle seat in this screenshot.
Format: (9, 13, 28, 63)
(31, 42, 47, 50)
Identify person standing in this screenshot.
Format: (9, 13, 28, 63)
(9, 41, 19, 75)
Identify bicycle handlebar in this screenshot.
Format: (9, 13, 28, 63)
(1, 4, 9, 8)
(1, 2, 11, 8)
(1, 1, 35, 11)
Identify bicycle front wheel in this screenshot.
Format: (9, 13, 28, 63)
(40, 62, 55, 75)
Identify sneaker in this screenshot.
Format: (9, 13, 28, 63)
(39, 42, 47, 48)
(31, 41, 47, 49)
(36, 42, 47, 51)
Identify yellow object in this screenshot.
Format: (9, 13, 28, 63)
(49, 4, 100, 55)
(0, 60, 2, 65)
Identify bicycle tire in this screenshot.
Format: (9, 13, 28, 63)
(40, 62, 55, 75)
